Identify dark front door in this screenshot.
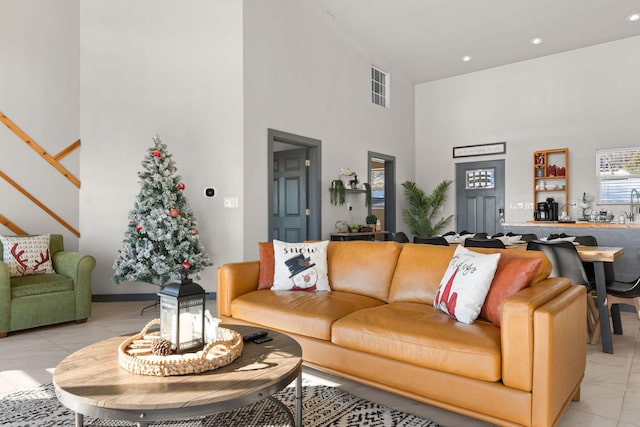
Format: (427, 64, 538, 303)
(455, 160, 505, 235)
(273, 149, 307, 242)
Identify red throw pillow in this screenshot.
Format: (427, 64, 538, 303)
(257, 242, 275, 290)
(480, 255, 542, 326)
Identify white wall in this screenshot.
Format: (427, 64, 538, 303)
(3, 0, 414, 296)
(416, 36, 640, 225)
(242, 0, 416, 258)
(79, 0, 244, 295)
(0, 0, 80, 249)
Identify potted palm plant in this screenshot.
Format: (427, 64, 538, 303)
(401, 180, 453, 237)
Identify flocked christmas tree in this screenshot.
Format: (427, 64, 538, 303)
(113, 136, 212, 287)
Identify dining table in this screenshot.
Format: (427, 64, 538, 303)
(574, 245, 625, 354)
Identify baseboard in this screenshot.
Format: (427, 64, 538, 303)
(92, 293, 216, 302)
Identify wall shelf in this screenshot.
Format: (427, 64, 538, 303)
(533, 148, 569, 216)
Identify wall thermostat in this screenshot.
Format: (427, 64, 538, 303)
(204, 187, 216, 198)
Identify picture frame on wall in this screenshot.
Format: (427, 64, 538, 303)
(453, 142, 506, 158)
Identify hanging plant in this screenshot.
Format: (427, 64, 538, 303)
(363, 182, 372, 208)
(329, 179, 346, 206)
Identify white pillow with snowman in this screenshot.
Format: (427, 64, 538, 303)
(272, 240, 330, 292)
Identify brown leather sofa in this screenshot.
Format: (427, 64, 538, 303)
(217, 241, 586, 427)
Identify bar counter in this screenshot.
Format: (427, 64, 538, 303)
(503, 221, 640, 281)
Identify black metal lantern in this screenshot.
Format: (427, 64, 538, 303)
(158, 277, 206, 354)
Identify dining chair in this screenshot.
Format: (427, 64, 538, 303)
(567, 234, 598, 280)
(519, 233, 538, 242)
(390, 231, 410, 243)
(572, 235, 597, 246)
(464, 238, 505, 249)
(458, 230, 479, 238)
(591, 270, 640, 341)
(497, 232, 537, 242)
(413, 236, 449, 246)
(608, 277, 640, 312)
(526, 240, 599, 340)
(591, 264, 640, 344)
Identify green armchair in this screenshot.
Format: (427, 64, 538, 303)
(0, 234, 96, 337)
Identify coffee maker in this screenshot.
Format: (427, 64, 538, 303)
(535, 198, 559, 221)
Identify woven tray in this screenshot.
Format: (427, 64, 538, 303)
(118, 319, 243, 376)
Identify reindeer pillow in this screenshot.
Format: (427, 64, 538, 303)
(0, 234, 55, 277)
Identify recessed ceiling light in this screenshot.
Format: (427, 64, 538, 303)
(628, 13, 640, 22)
(462, 56, 472, 62)
(531, 37, 543, 45)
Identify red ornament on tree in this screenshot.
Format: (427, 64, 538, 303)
(135, 225, 143, 231)
(182, 261, 191, 269)
(170, 208, 179, 217)
(177, 183, 185, 190)
(152, 150, 161, 157)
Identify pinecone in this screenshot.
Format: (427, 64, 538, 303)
(151, 338, 172, 356)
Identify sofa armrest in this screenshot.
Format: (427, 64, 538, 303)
(0, 261, 10, 333)
(532, 284, 586, 427)
(500, 277, 572, 391)
(216, 261, 260, 317)
(53, 252, 97, 319)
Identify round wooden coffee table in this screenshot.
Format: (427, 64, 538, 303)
(53, 325, 302, 427)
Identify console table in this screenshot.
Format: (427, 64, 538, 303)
(330, 231, 389, 241)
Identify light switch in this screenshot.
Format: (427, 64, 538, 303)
(224, 197, 239, 208)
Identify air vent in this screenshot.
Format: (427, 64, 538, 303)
(371, 66, 388, 108)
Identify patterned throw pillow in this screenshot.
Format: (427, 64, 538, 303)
(272, 240, 330, 292)
(434, 245, 501, 324)
(1, 234, 55, 277)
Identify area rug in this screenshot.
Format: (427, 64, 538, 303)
(0, 380, 441, 427)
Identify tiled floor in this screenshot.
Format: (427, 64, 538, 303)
(1, 301, 639, 426)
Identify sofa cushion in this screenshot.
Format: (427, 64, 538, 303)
(272, 240, 330, 291)
(1, 234, 55, 277)
(388, 244, 456, 304)
(327, 241, 402, 302)
(10, 273, 74, 298)
(331, 302, 502, 382)
(434, 245, 501, 324)
(388, 244, 553, 305)
(257, 242, 274, 290)
(230, 289, 385, 340)
(467, 247, 553, 284)
(480, 253, 542, 325)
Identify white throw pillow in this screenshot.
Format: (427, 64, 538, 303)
(434, 245, 501, 324)
(1, 234, 55, 277)
(272, 240, 330, 292)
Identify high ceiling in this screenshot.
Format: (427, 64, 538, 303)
(308, 0, 640, 83)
